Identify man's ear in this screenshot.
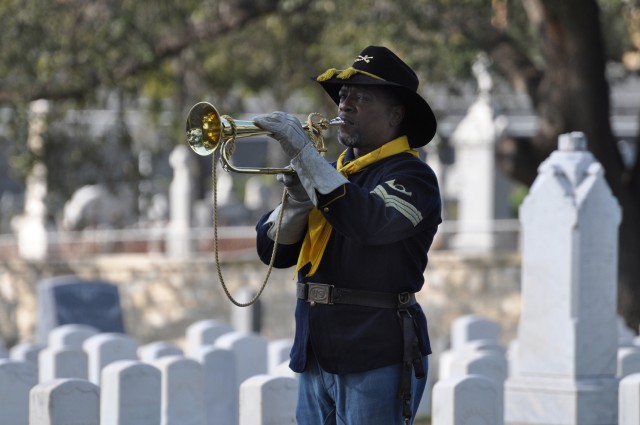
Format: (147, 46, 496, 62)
(389, 104, 406, 128)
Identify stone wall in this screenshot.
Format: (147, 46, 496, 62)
(0, 250, 522, 354)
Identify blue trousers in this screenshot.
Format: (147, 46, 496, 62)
(296, 350, 429, 425)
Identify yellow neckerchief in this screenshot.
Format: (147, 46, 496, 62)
(296, 135, 419, 277)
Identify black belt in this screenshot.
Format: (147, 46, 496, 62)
(297, 282, 424, 423)
(296, 282, 416, 309)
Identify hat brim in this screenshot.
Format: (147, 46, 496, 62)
(315, 74, 437, 148)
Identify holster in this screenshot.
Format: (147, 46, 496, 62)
(397, 307, 425, 423)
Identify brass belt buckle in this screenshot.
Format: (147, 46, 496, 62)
(307, 283, 333, 305)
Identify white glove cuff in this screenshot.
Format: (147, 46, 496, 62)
(265, 198, 314, 244)
(290, 144, 348, 206)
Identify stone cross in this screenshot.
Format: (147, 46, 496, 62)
(450, 56, 511, 252)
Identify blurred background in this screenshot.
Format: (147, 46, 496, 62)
(0, 0, 638, 351)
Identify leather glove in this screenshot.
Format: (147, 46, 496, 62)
(253, 112, 311, 159)
(255, 112, 348, 206)
(265, 174, 313, 244)
(277, 173, 310, 203)
(291, 144, 348, 206)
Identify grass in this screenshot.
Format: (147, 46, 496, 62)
(413, 414, 431, 424)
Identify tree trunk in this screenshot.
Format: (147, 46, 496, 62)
(493, 0, 640, 330)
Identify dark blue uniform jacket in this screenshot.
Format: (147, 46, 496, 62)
(256, 149, 442, 374)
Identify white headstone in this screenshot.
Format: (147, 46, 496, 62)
(504, 132, 621, 425)
(29, 378, 100, 425)
(618, 317, 636, 347)
(185, 319, 233, 357)
(38, 346, 88, 382)
(231, 287, 262, 333)
(138, 341, 183, 363)
(415, 367, 433, 419)
(239, 375, 298, 425)
(507, 339, 519, 378)
(619, 374, 640, 425)
(618, 347, 640, 379)
(48, 324, 99, 349)
(83, 333, 138, 385)
(272, 361, 298, 379)
(101, 360, 161, 425)
(465, 339, 506, 354)
(0, 360, 37, 425)
(268, 338, 293, 374)
(432, 374, 500, 425)
(154, 355, 205, 425)
(439, 315, 503, 381)
(10, 342, 45, 365)
(193, 345, 238, 425)
(214, 331, 268, 387)
(437, 349, 455, 381)
(450, 350, 507, 425)
(451, 315, 501, 350)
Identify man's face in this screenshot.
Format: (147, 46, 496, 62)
(336, 85, 405, 155)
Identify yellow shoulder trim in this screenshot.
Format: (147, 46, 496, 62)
(318, 185, 347, 209)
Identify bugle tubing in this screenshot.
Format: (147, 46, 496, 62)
(185, 101, 341, 175)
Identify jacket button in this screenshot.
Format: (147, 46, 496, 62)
(323, 207, 329, 213)
(310, 301, 316, 307)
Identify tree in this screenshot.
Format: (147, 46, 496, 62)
(485, 1, 640, 331)
(1, 0, 638, 329)
(382, 0, 640, 330)
(0, 0, 313, 215)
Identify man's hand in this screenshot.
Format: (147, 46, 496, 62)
(256, 112, 348, 206)
(278, 173, 310, 203)
(265, 173, 314, 244)
(253, 112, 311, 159)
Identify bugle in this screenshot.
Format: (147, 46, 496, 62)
(185, 101, 342, 175)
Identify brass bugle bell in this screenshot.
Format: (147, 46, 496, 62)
(185, 101, 343, 175)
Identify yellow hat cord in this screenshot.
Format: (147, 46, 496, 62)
(316, 67, 386, 82)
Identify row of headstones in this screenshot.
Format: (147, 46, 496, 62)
(430, 314, 640, 425)
(9, 313, 640, 424)
(0, 319, 298, 425)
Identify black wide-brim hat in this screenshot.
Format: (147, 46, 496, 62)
(313, 45, 437, 148)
